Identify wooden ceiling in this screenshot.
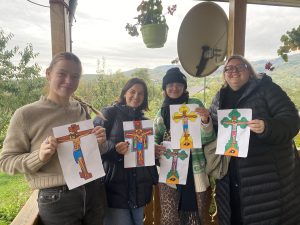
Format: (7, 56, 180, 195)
(206, 0, 300, 7)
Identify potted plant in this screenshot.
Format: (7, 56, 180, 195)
(125, 0, 176, 48)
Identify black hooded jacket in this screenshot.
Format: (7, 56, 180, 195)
(209, 75, 300, 225)
(94, 103, 158, 209)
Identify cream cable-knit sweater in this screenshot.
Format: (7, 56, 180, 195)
(0, 96, 105, 189)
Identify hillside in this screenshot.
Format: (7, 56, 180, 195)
(82, 53, 300, 81)
(80, 53, 300, 110)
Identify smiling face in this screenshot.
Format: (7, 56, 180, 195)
(46, 59, 81, 104)
(224, 59, 251, 91)
(124, 83, 145, 109)
(165, 82, 185, 99)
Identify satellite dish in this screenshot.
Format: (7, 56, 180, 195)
(177, 2, 228, 77)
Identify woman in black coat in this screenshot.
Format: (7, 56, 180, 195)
(94, 78, 158, 225)
(209, 55, 300, 225)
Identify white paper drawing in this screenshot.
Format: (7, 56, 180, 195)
(170, 104, 202, 149)
(52, 119, 105, 189)
(216, 109, 252, 158)
(159, 141, 190, 185)
(123, 120, 155, 168)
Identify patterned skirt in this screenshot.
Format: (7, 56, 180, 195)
(158, 183, 218, 225)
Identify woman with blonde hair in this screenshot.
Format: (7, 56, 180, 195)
(0, 52, 107, 225)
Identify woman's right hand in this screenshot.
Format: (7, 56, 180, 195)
(195, 107, 210, 124)
(115, 142, 129, 155)
(39, 136, 58, 162)
(155, 144, 166, 159)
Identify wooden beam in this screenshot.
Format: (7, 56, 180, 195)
(50, 0, 71, 56)
(11, 190, 39, 225)
(206, 0, 300, 7)
(227, 0, 247, 56)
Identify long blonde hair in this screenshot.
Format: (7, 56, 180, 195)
(47, 52, 82, 74)
(45, 52, 104, 119)
(44, 52, 82, 94)
(72, 95, 105, 119)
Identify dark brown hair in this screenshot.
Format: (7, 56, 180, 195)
(118, 78, 149, 111)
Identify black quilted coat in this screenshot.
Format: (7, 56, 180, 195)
(93, 103, 158, 209)
(209, 75, 300, 225)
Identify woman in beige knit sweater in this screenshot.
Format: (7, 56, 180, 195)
(0, 52, 107, 225)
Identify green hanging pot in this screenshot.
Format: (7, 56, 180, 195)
(140, 23, 169, 48)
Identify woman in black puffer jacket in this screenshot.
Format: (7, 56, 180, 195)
(94, 78, 158, 225)
(209, 55, 300, 225)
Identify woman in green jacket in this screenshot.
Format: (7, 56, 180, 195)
(154, 67, 215, 225)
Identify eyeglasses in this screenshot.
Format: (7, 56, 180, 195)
(166, 83, 185, 89)
(224, 64, 248, 74)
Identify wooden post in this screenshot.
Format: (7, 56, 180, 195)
(49, 0, 71, 56)
(227, 0, 247, 56)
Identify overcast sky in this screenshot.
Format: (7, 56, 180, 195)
(1, 0, 300, 74)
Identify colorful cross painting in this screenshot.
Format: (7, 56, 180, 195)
(123, 120, 155, 168)
(57, 124, 93, 179)
(159, 141, 190, 185)
(216, 109, 252, 158)
(165, 148, 188, 184)
(170, 104, 202, 149)
(221, 109, 248, 156)
(53, 119, 105, 190)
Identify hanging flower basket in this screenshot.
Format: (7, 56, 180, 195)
(125, 0, 176, 48)
(141, 23, 169, 48)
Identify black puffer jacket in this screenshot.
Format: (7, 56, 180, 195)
(93, 103, 158, 209)
(210, 75, 300, 225)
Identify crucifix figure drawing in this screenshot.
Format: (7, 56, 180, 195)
(124, 120, 153, 166)
(57, 124, 93, 180)
(221, 109, 249, 156)
(165, 148, 188, 184)
(172, 104, 198, 149)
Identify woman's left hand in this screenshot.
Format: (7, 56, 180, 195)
(248, 119, 265, 134)
(195, 107, 210, 124)
(92, 126, 106, 144)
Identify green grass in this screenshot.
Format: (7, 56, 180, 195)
(295, 133, 300, 150)
(0, 173, 32, 225)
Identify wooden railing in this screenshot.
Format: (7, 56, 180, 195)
(11, 190, 39, 225)
(11, 185, 219, 225)
(11, 187, 161, 225)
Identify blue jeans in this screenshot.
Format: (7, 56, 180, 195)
(103, 207, 144, 225)
(38, 180, 106, 225)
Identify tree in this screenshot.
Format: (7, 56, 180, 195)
(91, 70, 128, 111)
(131, 68, 151, 82)
(277, 25, 300, 62)
(96, 57, 106, 75)
(0, 28, 44, 148)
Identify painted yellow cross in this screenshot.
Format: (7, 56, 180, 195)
(172, 104, 198, 149)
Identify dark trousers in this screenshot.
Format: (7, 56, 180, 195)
(38, 179, 106, 225)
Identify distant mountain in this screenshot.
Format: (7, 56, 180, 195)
(82, 53, 300, 81)
(251, 53, 300, 75)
